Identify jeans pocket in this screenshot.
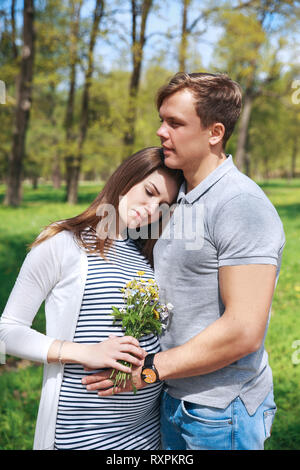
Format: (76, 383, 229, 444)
(181, 401, 232, 427)
(263, 407, 276, 439)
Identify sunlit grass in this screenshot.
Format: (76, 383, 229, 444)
(257, 180, 300, 450)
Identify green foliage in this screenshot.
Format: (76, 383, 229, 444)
(215, 10, 266, 85)
(211, 4, 300, 178)
(85, 70, 131, 172)
(1, 1, 299, 186)
(245, 71, 300, 179)
(135, 65, 174, 151)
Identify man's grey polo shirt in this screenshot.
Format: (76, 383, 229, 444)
(153, 155, 285, 415)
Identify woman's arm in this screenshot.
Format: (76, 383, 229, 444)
(0, 234, 146, 369)
(47, 336, 145, 372)
(0, 235, 64, 363)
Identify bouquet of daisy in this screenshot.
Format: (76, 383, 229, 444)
(110, 271, 173, 393)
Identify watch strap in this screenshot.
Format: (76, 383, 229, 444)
(144, 353, 155, 368)
(143, 353, 160, 381)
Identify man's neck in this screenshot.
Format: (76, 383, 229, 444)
(184, 151, 227, 193)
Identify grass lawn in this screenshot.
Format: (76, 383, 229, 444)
(0, 180, 299, 450)
(257, 179, 300, 450)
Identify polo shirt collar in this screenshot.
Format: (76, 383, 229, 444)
(177, 154, 235, 204)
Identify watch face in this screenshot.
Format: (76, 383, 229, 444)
(142, 368, 157, 384)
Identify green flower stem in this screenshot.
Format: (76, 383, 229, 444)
(110, 362, 137, 394)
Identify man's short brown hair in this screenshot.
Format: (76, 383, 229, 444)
(156, 72, 242, 148)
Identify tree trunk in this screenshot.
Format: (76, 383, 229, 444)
(234, 92, 253, 172)
(289, 136, 298, 181)
(4, 0, 35, 207)
(11, 0, 18, 60)
(66, 0, 104, 204)
(244, 151, 251, 178)
(32, 175, 38, 189)
(179, 0, 190, 72)
(64, 0, 82, 202)
(46, 81, 61, 189)
(122, 0, 153, 159)
(52, 154, 62, 189)
(264, 156, 270, 180)
(67, 164, 81, 204)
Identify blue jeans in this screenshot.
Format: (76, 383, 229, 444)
(160, 389, 276, 450)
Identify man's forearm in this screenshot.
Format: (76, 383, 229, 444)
(83, 265, 274, 395)
(154, 311, 258, 381)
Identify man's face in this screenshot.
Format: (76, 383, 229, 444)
(156, 89, 211, 172)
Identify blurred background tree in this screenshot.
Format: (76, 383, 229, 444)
(212, 0, 300, 174)
(3, 0, 35, 206)
(0, 0, 299, 206)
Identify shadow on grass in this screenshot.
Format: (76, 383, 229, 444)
(258, 179, 300, 190)
(0, 184, 102, 207)
(275, 203, 300, 221)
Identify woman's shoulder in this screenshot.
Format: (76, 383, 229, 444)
(31, 229, 80, 256)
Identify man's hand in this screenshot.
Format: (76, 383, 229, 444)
(81, 363, 146, 396)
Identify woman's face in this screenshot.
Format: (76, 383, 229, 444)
(118, 169, 179, 230)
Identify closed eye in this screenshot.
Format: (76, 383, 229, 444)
(145, 188, 154, 197)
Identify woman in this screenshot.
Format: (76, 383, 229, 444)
(0, 147, 182, 450)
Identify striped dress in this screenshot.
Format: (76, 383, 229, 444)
(54, 232, 163, 450)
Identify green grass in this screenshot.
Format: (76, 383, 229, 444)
(0, 364, 43, 450)
(257, 180, 300, 450)
(0, 180, 300, 450)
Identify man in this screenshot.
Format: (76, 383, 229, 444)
(83, 72, 285, 450)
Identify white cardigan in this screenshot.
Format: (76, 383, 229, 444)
(0, 230, 89, 450)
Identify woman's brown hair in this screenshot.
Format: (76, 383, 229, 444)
(30, 147, 183, 266)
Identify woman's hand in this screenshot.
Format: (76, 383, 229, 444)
(48, 335, 146, 373)
(79, 335, 146, 372)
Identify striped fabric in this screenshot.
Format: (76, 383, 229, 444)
(54, 232, 163, 450)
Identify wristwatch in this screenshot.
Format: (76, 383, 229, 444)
(141, 353, 160, 384)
